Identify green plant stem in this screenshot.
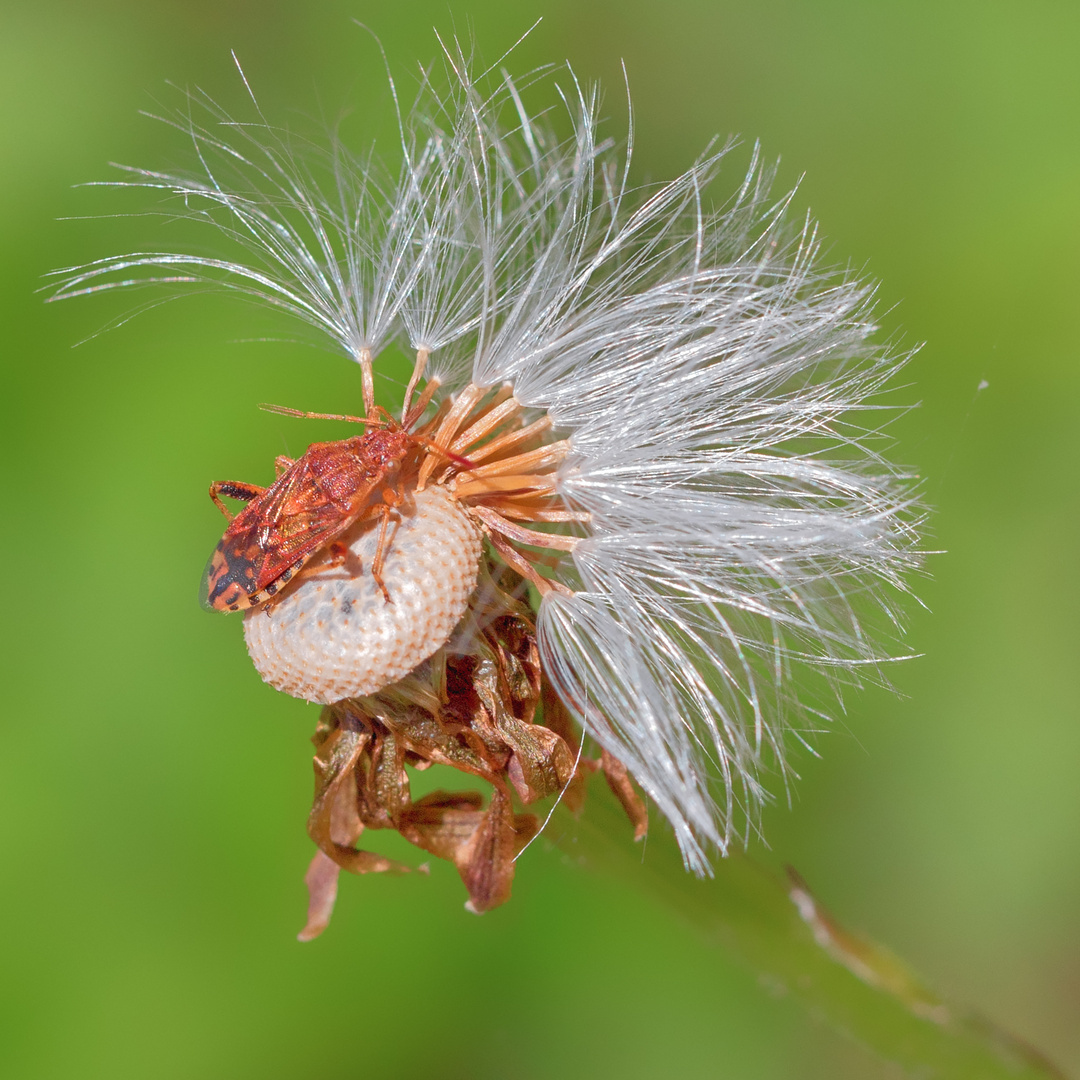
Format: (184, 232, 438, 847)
(551, 792, 1064, 1080)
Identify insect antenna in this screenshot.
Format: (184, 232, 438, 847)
(414, 436, 476, 471)
(259, 403, 388, 428)
(402, 376, 443, 431)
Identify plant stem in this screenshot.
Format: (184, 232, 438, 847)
(551, 791, 1064, 1079)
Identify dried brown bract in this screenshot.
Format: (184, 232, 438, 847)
(298, 563, 647, 939)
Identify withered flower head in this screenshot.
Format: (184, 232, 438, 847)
(54, 36, 922, 934)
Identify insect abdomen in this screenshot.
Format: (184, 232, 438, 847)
(200, 544, 303, 612)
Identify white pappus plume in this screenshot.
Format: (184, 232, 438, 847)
(52, 38, 923, 874)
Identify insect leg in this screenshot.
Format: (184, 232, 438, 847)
(209, 480, 266, 521)
(274, 455, 295, 477)
(325, 542, 350, 568)
(369, 495, 402, 605)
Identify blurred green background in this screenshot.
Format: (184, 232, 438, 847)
(2, 1, 1078, 1077)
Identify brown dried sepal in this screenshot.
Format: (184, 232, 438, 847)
(599, 749, 649, 841)
(397, 787, 539, 914)
(297, 561, 647, 938)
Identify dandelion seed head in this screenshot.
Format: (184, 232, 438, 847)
(244, 485, 482, 703)
(54, 35, 924, 874)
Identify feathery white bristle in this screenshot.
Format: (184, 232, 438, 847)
(53, 37, 924, 870)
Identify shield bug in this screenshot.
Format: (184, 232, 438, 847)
(200, 402, 461, 614)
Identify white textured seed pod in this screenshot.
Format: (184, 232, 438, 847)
(243, 485, 482, 703)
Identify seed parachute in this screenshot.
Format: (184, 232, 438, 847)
(52, 34, 923, 931)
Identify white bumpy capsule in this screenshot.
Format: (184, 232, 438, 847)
(243, 485, 482, 703)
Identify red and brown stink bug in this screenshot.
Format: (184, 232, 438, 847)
(200, 400, 464, 614)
